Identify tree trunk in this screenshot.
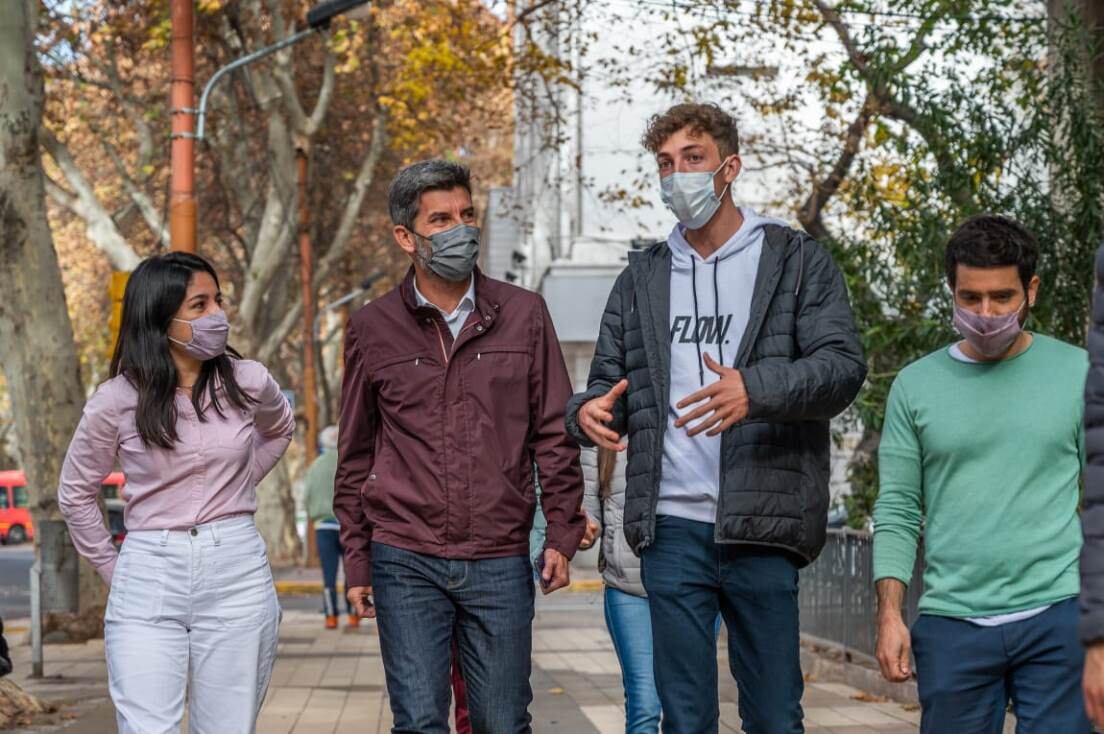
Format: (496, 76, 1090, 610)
(255, 459, 302, 565)
(1050, 0, 1104, 115)
(0, 0, 107, 639)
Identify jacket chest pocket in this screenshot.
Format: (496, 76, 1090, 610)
(462, 345, 531, 392)
(373, 353, 444, 413)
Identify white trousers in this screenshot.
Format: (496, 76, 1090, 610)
(105, 516, 281, 734)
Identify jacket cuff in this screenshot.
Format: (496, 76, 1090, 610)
(343, 556, 374, 588)
(565, 387, 607, 447)
(1081, 607, 1104, 645)
(740, 365, 773, 421)
(544, 524, 586, 561)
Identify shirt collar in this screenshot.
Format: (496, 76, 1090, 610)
(413, 275, 476, 318)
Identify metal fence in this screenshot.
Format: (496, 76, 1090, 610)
(798, 528, 923, 660)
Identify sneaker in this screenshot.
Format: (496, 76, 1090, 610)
(346, 614, 361, 628)
(325, 615, 338, 630)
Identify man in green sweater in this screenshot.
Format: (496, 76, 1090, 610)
(872, 214, 1090, 732)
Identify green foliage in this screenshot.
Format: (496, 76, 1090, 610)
(815, 3, 1104, 524)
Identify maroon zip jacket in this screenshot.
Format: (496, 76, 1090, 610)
(334, 267, 586, 587)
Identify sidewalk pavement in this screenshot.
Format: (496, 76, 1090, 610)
(3, 579, 943, 733)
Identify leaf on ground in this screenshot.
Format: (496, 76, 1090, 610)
(851, 692, 889, 703)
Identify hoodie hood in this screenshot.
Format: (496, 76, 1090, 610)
(668, 207, 791, 270)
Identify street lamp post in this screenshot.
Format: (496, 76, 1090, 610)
(169, 0, 196, 253)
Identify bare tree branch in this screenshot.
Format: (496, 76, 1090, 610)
(812, 0, 976, 210)
(256, 116, 388, 363)
(236, 103, 298, 339)
(799, 94, 875, 241)
(87, 121, 169, 246)
(315, 113, 387, 280)
(274, 48, 336, 137)
(41, 129, 142, 270)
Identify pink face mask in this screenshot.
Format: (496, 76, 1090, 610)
(952, 300, 1027, 359)
(169, 311, 229, 361)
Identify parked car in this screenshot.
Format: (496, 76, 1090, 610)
(101, 472, 127, 545)
(0, 471, 35, 545)
(105, 497, 127, 546)
(0, 470, 128, 546)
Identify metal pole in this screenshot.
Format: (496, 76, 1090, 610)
(297, 148, 319, 568)
(170, 0, 197, 253)
(30, 560, 41, 678)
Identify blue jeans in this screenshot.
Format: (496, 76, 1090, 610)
(371, 542, 534, 734)
(604, 587, 662, 734)
(315, 527, 351, 615)
(642, 515, 803, 734)
(911, 597, 1090, 733)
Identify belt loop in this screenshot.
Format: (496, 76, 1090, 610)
(159, 529, 169, 547)
(211, 521, 221, 547)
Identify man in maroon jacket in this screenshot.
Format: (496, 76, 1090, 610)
(335, 159, 586, 733)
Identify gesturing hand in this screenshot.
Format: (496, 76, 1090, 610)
(579, 379, 628, 451)
(674, 353, 749, 437)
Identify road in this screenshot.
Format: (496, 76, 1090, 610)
(0, 543, 33, 620)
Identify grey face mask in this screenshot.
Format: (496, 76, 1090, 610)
(414, 224, 481, 282)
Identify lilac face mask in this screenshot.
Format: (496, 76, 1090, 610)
(952, 300, 1027, 359)
(169, 311, 229, 361)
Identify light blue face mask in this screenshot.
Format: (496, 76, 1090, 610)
(659, 156, 734, 230)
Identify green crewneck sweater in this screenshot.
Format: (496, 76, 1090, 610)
(873, 333, 1087, 617)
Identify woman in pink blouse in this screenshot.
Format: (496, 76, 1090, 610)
(58, 252, 294, 734)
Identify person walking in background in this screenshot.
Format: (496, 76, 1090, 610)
(580, 444, 722, 734)
(335, 159, 585, 733)
(581, 445, 659, 734)
(874, 215, 1090, 732)
(57, 252, 294, 734)
(304, 424, 357, 630)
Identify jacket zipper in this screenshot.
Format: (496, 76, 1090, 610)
(432, 320, 449, 364)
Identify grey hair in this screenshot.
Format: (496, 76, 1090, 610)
(387, 159, 472, 231)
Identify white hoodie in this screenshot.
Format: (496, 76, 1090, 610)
(658, 208, 790, 524)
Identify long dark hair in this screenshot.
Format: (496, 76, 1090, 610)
(109, 252, 257, 449)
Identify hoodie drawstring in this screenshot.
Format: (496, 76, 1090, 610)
(713, 260, 724, 367)
(691, 257, 705, 386)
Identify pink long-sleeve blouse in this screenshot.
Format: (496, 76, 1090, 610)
(58, 359, 295, 584)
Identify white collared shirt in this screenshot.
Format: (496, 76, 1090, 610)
(413, 276, 476, 340)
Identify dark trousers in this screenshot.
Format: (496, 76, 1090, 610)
(641, 515, 803, 734)
(372, 542, 534, 734)
(912, 597, 1090, 734)
(315, 527, 351, 615)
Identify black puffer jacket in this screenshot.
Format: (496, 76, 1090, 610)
(565, 225, 866, 565)
(1080, 245, 1104, 643)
